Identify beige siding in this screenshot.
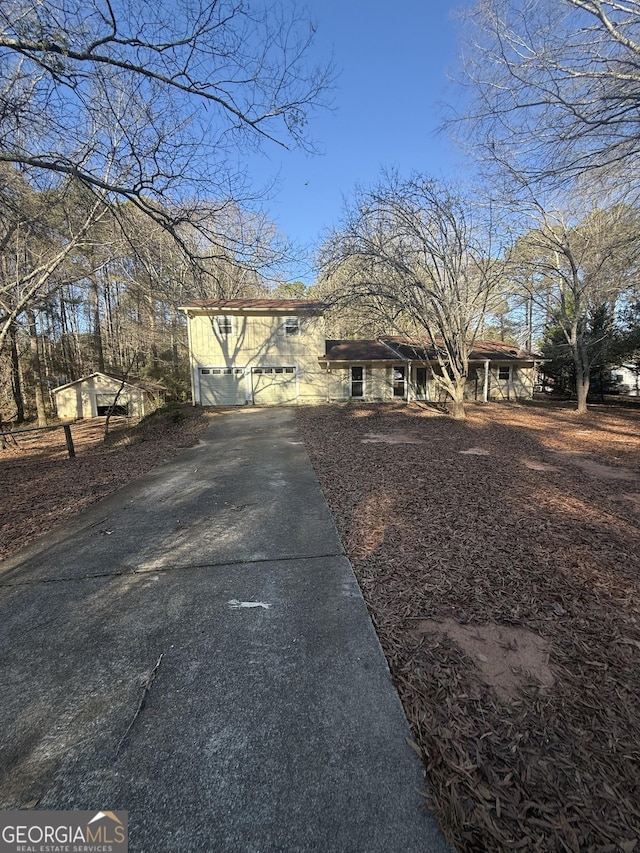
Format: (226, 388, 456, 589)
(188, 311, 327, 405)
(485, 365, 535, 402)
(324, 363, 536, 404)
(55, 386, 84, 420)
(325, 364, 404, 402)
(512, 366, 535, 400)
(370, 366, 390, 400)
(54, 374, 153, 419)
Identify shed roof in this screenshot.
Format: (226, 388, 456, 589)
(52, 372, 165, 394)
(179, 298, 325, 313)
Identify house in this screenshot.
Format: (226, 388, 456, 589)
(180, 298, 540, 406)
(611, 363, 640, 396)
(52, 372, 165, 420)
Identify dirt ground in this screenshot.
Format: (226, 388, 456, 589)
(0, 406, 212, 561)
(295, 400, 640, 852)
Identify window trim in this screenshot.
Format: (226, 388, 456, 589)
(216, 315, 233, 337)
(392, 365, 406, 399)
(284, 316, 300, 336)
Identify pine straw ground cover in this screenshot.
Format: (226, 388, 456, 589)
(295, 401, 640, 853)
(0, 405, 212, 561)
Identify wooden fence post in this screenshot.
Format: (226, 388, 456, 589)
(63, 424, 75, 459)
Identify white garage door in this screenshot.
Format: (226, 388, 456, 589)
(199, 368, 246, 406)
(252, 367, 297, 405)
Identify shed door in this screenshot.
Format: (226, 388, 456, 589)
(252, 367, 297, 405)
(199, 368, 246, 406)
(96, 393, 129, 416)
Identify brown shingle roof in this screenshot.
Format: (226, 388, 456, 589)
(381, 337, 539, 362)
(321, 340, 401, 361)
(321, 337, 540, 364)
(179, 298, 325, 313)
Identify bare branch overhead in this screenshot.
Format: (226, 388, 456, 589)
(456, 0, 640, 193)
(0, 0, 333, 223)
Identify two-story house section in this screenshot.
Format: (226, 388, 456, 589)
(179, 298, 327, 406)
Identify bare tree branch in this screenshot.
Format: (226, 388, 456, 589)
(455, 0, 640, 193)
(0, 0, 333, 240)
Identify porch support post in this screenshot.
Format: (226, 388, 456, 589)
(483, 360, 490, 403)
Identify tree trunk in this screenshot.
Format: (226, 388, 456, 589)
(573, 344, 590, 414)
(91, 278, 105, 372)
(450, 380, 467, 420)
(575, 371, 589, 413)
(27, 309, 47, 426)
(9, 323, 25, 424)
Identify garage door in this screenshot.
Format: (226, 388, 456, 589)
(199, 368, 246, 406)
(252, 367, 297, 405)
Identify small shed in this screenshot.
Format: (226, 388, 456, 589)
(52, 372, 164, 420)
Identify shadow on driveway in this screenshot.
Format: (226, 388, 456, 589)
(0, 409, 451, 852)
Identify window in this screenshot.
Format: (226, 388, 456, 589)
(284, 317, 300, 335)
(351, 366, 364, 398)
(393, 366, 406, 398)
(216, 315, 233, 336)
(253, 366, 293, 376)
(200, 369, 211, 375)
(498, 366, 510, 381)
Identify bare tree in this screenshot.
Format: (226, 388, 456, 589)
(508, 194, 640, 412)
(0, 177, 112, 355)
(321, 172, 504, 419)
(458, 0, 640, 193)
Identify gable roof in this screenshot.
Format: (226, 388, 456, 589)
(52, 372, 166, 394)
(179, 298, 325, 314)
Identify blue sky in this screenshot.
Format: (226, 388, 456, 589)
(243, 0, 471, 282)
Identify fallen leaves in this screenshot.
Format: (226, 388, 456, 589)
(296, 400, 640, 852)
(0, 408, 212, 562)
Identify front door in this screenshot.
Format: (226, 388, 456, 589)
(415, 367, 429, 400)
(350, 366, 364, 398)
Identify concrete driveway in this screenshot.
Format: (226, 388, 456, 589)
(0, 408, 451, 852)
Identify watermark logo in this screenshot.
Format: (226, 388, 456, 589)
(0, 810, 127, 853)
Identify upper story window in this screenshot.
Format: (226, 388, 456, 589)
(284, 317, 300, 336)
(216, 315, 233, 337)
